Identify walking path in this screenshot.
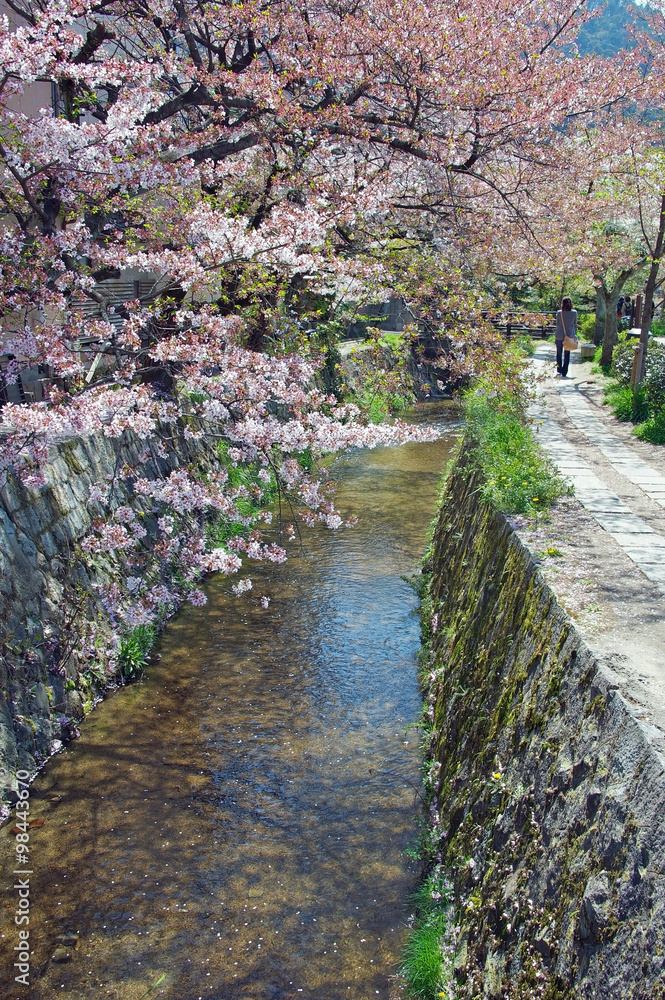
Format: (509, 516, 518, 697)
(531, 342, 665, 595)
(524, 340, 665, 736)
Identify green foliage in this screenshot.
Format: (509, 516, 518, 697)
(603, 383, 649, 423)
(644, 341, 665, 410)
(207, 442, 279, 544)
(401, 920, 449, 999)
(606, 340, 665, 431)
(464, 394, 570, 515)
(577, 313, 596, 341)
(118, 624, 155, 680)
(349, 329, 416, 422)
(379, 331, 406, 351)
(355, 389, 411, 423)
(515, 334, 536, 357)
(634, 409, 665, 444)
(295, 447, 314, 472)
(399, 869, 455, 999)
(650, 318, 665, 338)
(576, 0, 633, 57)
(320, 340, 344, 400)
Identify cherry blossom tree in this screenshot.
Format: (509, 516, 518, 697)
(0, 0, 659, 670)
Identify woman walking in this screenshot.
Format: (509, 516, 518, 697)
(555, 296, 577, 377)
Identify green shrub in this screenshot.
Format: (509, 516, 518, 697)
(607, 340, 665, 417)
(464, 395, 570, 515)
(379, 332, 405, 351)
(577, 313, 596, 341)
(118, 625, 155, 680)
(634, 409, 665, 444)
(644, 341, 665, 409)
(610, 341, 638, 384)
(650, 318, 665, 338)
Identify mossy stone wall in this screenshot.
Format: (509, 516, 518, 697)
(0, 424, 219, 807)
(426, 445, 665, 999)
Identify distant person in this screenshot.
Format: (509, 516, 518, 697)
(555, 296, 577, 377)
(617, 295, 624, 319)
(624, 295, 632, 322)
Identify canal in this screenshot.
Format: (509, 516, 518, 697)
(0, 409, 455, 999)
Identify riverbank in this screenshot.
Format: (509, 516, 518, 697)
(420, 437, 665, 999)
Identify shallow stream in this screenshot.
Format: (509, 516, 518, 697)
(0, 408, 455, 1000)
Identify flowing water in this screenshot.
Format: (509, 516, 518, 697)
(0, 408, 456, 1000)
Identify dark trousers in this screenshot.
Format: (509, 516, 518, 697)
(556, 339, 570, 376)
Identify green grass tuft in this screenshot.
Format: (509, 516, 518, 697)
(633, 409, 665, 444)
(603, 383, 649, 423)
(401, 916, 449, 998)
(464, 396, 570, 515)
(399, 869, 455, 999)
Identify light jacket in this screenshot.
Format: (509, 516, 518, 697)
(555, 309, 577, 342)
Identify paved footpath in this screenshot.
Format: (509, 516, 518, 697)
(531, 342, 665, 596)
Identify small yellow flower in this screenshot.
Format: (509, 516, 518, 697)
(532, 497, 539, 502)
(493, 772, 502, 780)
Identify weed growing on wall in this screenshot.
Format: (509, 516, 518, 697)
(118, 625, 156, 680)
(348, 328, 417, 422)
(396, 868, 456, 999)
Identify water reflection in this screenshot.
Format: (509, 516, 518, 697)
(0, 409, 456, 999)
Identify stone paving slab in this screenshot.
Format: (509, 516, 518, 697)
(576, 495, 635, 515)
(622, 548, 665, 565)
(642, 565, 665, 586)
(597, 512, 658, 534)
(610, 532, 665, 550)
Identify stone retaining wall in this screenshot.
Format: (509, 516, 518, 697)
(0, 426, 218, 807)
(426, 446, 665, 998)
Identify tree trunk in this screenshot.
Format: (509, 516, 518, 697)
(594, 288, 606, 346)
(632, 192, 665, 392)
(599, 286, 621, 366)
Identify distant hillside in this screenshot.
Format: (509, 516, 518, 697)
(576, 0, 654, 56)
